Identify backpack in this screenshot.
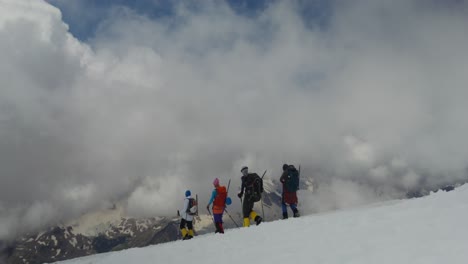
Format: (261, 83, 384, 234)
(213, 186, 227, 207)
(251, 173, 263, 202)
(186, 197, 198, 215)
(285, 165, 300, 192)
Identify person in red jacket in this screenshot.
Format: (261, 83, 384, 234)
(206, 178, 228, 233)
(280, 164, 300, 219)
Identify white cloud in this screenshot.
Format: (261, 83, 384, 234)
(1, 0, 468, 238)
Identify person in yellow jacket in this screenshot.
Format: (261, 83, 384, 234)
(237, 166, 263, 227)
(180, 190, 196, 240)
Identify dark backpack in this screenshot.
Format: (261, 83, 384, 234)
(251, 173, 263, 202)
(285, 165, 299, 192)
(186, 197, 198, 215)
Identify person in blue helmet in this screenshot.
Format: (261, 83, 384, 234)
(180, 190, 196, 240)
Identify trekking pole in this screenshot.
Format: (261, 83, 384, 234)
(261, 170, 267, 220)
(261, 195, 265, 220)
(177, 210, 181, 238)
(298, 164, 301, 207)
(207, 207, 214, 220)
(224, 208, 240, 227)
(206, 206, 217, 228)
(225, 179, 231, 213)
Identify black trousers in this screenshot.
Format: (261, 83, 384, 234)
(180, 218, 193, 230)
(242, 196, 255, 218)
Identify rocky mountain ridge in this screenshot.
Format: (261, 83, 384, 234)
(1, 178, 291, 264)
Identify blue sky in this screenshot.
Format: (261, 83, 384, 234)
(47, 0, 332, 41)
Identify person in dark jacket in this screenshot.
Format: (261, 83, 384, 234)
(280, 164, 300, 219)
(237, 166, 263, 227)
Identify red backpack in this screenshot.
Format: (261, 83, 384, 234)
(213, 186, 227, 207)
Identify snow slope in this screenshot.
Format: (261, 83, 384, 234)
(54, 185, 468, 264)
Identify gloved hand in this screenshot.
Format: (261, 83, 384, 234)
(206, 205, 210, 211)
(237, 192, 243, 199)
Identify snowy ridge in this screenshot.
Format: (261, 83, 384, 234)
(3, 175, 307, 263)
(65, 206, 126, 237)
(56, 185, 468, 264)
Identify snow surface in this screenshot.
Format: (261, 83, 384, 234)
(54, 185, 468, 264)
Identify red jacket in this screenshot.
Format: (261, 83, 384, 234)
(212, 186, 227, 214)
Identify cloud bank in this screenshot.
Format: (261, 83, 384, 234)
(1, 0, 468, 239)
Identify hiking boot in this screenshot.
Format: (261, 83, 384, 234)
(293, 209, 300, 218)
(255, 216, 262, 226)
(282, 212, 288, 219)
(186, 235, 193, 240)
(215, 223, 224, 233)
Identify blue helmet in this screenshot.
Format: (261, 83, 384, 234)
(185, 190, 191, 197)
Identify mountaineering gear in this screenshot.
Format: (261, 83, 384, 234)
(207, 207, 224, 233)
(282, 192, 298, 205)
(242, 194, 255, 219)
(293, 208, 300, 218)
(213, 177, 220, 187)
(181, 227, 188, 238)
(259, 170, 267, 220)
(187, 197, 198, 216)
(239, 167, 264, 227)
(243, 218, 250, 227)
(224, 208, 240, 227)
(241, 166, 248, 174)
(213, 214, 224, 233)
(222, 179, 239, 227)
(285, 165, 300, 192)
(180, 190, 195, 239)
(212, 186, 227, 214)
(281, 203, 299, 219)
(238, 170, 263, 202)
(255, 215, 262, 225)
(280, 164, 300, 219)
(180, 218, 194, 240)
(208, 184, 228, 214)
(184, 229, 194, 240)
(207, 178, 230, 234)
(181, 193, 195, 221)
(251, 174, 264, 202)
(242, 211, 262, 227)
